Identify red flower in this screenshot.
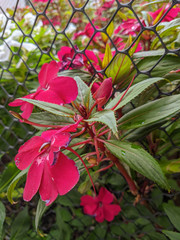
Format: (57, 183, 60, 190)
(93, 78, 113, 110)
(57, 46, 99, 73)
(9, 61, 78, 119)
(80, 187, 121, 222)
(15, 123, 80, 205)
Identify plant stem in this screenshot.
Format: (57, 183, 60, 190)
(107, 152, 138, 195)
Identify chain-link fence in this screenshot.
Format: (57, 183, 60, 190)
(0, 0, 180, 239)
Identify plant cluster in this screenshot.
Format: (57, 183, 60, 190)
(0, 0, 180, 239)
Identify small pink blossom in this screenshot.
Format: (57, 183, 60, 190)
(80, 187, 121, 222)
(9, 61, 78, 119)
(15, 122, 80, 205)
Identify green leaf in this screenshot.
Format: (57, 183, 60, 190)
(58, 69, 91, 83)
(160, 159, 180, 174)
(162, 230, 180, 240)
(78, 172, 99, 194)
(10, 206, 31, 240)
(105, 140, 169, 189)
(105, 53, 132, 85)
(29, 112, 74, 125)
(118, 94, 180, 130)
(131, 55, 180, 83)
(55, 205, 72, 240)
(35, 198, 48, 231)
(122, 120, 166, 141)
(106, 77, 164, 110)
(74, 76, 94, 110)
(0, 162, 20, 193)
(0, 201, 5, 240)
(152, 18, 180, 49)
(85, 110, 118, 136)
(147, 232, 167, 240)
(163, 203, 180, 231)
(7, 168, 28, 204)
(102, 44, 113, 69)
(133, 49, 165, 58)
(19, 98, 75, 117)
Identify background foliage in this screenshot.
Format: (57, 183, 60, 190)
(0, 0, 180, 239)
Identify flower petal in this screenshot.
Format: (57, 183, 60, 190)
(80, 195, 98, 216)
(35, 89, 64, 105)
(98, 187, 114, 204)
(9, 93, 36, 119)
(23, 154, 45, 202)
(50, 152, 79, 195)
(57, 46, 72, 61)
(39, 162, 58, 206)
(103, 204, 121, 222)
(38, 61, 59, 88)
(95, 207, 105, 223)
(48, 76, 78, 103)
(15, 136, 45, 170)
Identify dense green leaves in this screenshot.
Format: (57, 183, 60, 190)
(0, 202, 5, 240)
(0, 162, 20, 193)
(163, 203, 180, 231)
(152, 18, 180, 49)
(118, 94, 180, 130)
(106, 77, 164, 110)
(20, 99, 75, 117)
(86, 110, 118, 136)
(10, 207, 31, 240)
(105, 140, 169, 189)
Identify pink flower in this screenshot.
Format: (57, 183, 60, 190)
(93, 78, 113, 110)
(80, 187, 121, 222)
(149, 4, 180, 22)
(58, 46, 84, 71)
(15, 123, 80, 205)
(9, 61, 78, 119)
(57, 46, 99, 73)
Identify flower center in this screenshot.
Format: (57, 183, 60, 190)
(39, 142, 50, 152)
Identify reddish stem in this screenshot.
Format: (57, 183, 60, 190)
(96, 162, 114, 173)
(111, 76, 135, 111)
(87, 100, 98, 117)
(98, 129, 111, 137)
(71, 127, 86, 139)
(65, 147, 97, 195)
(70, 139, 92, 148)
(109, 153, 138, 195)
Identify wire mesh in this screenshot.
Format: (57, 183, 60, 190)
(0, 0, 180, 239)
